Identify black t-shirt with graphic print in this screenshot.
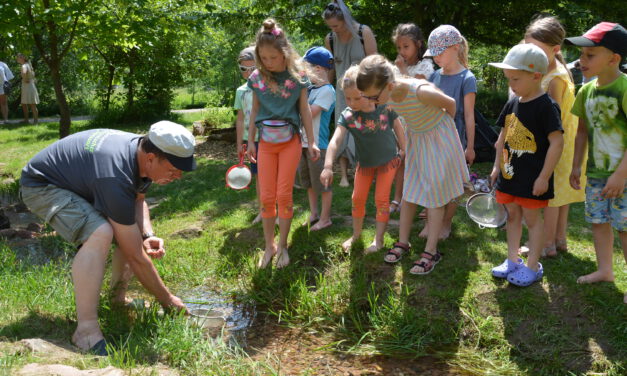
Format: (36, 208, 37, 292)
(495, 93, 563, 200)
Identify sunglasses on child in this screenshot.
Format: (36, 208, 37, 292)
(239, 65, 256, 72)
(361, 85, 387, 102)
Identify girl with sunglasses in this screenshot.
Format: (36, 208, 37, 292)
(320, 66, 405, 253)
(234, 46, 262, 224)
(356, 55, 468, 275)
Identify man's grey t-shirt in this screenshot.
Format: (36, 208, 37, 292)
(21, 129, 147, 225)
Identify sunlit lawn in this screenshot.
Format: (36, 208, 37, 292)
(0, 119, 626, 375)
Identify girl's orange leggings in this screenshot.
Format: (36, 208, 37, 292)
(352, 158, 400, 222)
(257, 135, 302, 219)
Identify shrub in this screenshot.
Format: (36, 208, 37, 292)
(476, 88, 508, 122)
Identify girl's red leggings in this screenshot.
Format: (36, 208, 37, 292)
(257, 136, 302, 219)
(352, 158, 400, 222)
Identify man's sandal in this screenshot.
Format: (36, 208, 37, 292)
(384, 242, 410, 264)
(409, 250, 442, 275)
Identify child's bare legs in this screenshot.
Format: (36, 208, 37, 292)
(339, 157, 350, 187)
(258, 217, 277, 268)
(365, 220, 386, 254)
(252, 176, 262, 224)
(504, 203, 523, 263)
(391, 162, 404, 212)
(399, 200, 418, 244)
(440, 201, 457, 239)
(343, 216, 363, 252)
(577, 223, 615, 283)
(542, 206, 559, 256)
(276, 217, 292, 268)
(522, 207, 543, 271)
(410, 206, 444, 274)
(306, 187, 319, 224)
(311, 191, 332, 231)
(555, 205, 570, 251)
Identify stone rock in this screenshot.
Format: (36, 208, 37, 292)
(1, 177, 16, 186)
(0, 228, 16, 238)
(26, 222, 43, 232)
(17, 363, 178, 376)
(16, 229, 35, 239)
(18, 338, 76, 360)
(14, 202, 29, 213)
(172, 226, 203, 239)
(17, 364, 125, 376)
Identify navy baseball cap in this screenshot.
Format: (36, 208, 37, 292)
(565, 22, 627, 57)
(304, 47, 334, 69)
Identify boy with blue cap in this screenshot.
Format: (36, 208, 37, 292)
(300, 46, 336, 230)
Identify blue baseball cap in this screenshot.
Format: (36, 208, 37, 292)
(304, 47, 334, 69)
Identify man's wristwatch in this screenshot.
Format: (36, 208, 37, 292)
(142, 231, 155, 240)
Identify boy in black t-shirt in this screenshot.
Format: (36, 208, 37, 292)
(488, 44, 564, 287)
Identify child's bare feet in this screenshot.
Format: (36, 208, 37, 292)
(276, 248, 290, 268)
(302, 215, 319, 227)
(339, 178, 350, 187)
(365, 238, 383, 254)
(258, 246, 277, 268)
(310, 219, 332, 231)
(342, 236, 356, 252)
(577, 271, 614, 284)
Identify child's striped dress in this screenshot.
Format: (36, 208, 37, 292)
(387, 79, 469, 208)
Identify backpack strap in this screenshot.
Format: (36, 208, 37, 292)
(327, 32, 334, 56)
(328, 26, 364, 54)
(358, 24, 364, 48)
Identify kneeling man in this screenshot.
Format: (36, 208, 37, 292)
(20, 121, 195, 355)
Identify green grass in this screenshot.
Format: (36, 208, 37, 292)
(0, 120, 626, 375)
(171, 87, 223, 110)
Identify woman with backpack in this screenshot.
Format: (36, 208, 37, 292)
(323, 0, 377, 187)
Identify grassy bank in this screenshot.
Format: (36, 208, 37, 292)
(0, 120, 626, 375)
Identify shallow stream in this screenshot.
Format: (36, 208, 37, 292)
(183, 289, 256, 347)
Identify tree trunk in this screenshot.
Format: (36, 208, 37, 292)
(48, 58, 71, 138)
(105, 64, 115, 111)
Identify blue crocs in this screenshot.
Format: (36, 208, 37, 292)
(491, 258, 523, 279)
(507, 263, 543, 287)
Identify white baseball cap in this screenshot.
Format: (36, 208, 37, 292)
(489, 44, 549, 74)
(148, 120, 196, 171)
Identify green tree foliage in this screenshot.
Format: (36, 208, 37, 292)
(1, 0, 625, 137)
(0, 0, 95, 138)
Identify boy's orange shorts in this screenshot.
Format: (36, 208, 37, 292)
(495, 190, 548, 209)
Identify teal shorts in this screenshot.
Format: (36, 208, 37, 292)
(20, 184, 108, 246)
(585, 178, 627, 231)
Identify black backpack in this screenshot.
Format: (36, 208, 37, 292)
(473, 109, 498, 163)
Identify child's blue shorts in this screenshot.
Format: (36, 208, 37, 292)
(585, 177, 627, 231)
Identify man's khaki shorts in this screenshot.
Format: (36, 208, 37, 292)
(21, 185, 108, 246)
